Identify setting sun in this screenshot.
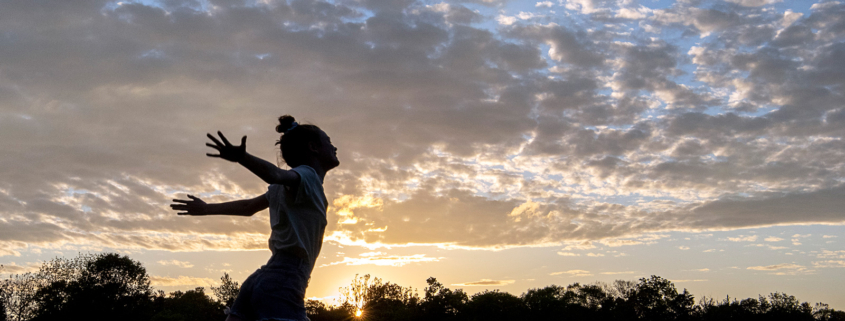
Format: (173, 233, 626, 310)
(355, 309, 362, 318)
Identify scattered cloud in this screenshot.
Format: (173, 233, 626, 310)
(562, 241, 597, 251)
(726, 235, 758, 242)
(790, 235, 809, 245)
(551, 270, 593, 277)
(673, 279, 708, 283)
(818, 250, 845, 259)
(158, 260, 194, 268)
(319, 254, 442, 267)
(496, 15, 518, 26)
(600, 271, 636, 275)
(150, 276, 216, 287)
(452, 279, 516, 286)
(813, 260, 845, 268)
(723, 0, 782, 7)
(686, 268, 710, 272)
(557, 252, 581, 256)
(0, 262, 40, 275)
(599, 234, 669, 248)
(747, 263, 803, 271)
(767, 245, 789, 250)
(747, 263, 811, 275)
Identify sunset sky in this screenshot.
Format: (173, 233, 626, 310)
(2, 0, 845, 309)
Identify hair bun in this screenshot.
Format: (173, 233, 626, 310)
(276, 115, 296, 133)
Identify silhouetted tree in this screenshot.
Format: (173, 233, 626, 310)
(0, 290, 6, 321)
(421, 277, 467, 320)
(4, 254, 845, 321)
(210, 272, 239, 307)
(625, 275, 695, 321)
(521, 283, 618, 321)
(698, 295, 752, 320)
(465, 290, 525, 321)
(522, 285, 568, 319)
(698, 293, 819, 321)
(0, 272, 39, 321)
(306, 299, 329, 317)
(150, 287, 225, 321)
(307, 300, 356, 321)
(766, 292, 814, 321)
(337, 274, 419, 321)
(30, 253, 153, 321)
(814, 303, 845, 321)
(339, 273, 371, 314)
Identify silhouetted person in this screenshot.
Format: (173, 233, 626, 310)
(171, 115, 339, 321)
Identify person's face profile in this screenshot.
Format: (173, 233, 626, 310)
(317, 130, 339, 170)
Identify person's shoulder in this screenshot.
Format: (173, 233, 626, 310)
(292, 165, 317, 177)
(290, 166, 325, 203)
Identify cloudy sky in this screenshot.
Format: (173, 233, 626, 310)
(2, 0, 845, 308)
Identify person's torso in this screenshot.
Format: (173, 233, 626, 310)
(266, 165, 328, 272)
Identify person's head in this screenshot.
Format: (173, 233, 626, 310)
(276, 115, 339, 170)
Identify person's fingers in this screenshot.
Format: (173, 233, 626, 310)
(188, 195, 198, 200)
(178, 212, 188, 215)
(207, 133, 223, 146)
(206, 143, 221, 150)
(241, 136, 247, 147)
(207, 153, 221, 158)
(172, 199, 189, 203)
(218, 131, 231, 146)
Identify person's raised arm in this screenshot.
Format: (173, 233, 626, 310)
(206, 131, 300, 186)
(171, 194, 269, 216)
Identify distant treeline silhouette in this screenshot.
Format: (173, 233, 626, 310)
(0, 253, 843, 321)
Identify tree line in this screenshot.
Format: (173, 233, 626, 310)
(0, 252, 842, 321)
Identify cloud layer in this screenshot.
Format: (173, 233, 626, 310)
(1, 0, 844, 255)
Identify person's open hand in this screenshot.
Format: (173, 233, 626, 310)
(206, 131, 247, 162)
(171, 195, 208, 215)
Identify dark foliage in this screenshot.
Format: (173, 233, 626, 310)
(0, 253, 226, 321)
(465, 290, 524, 321)
(150, 288, 225, 321)
(29, 253, 154, 321)
(337, 274, 421, 321)
(1, 253, 844, 321)
(307, 300, 356, 321)
(0, 289, 5, 321)
(210, 273, 239, 308)
(420, 277, 468, 320)
(314, 274, 845, 321)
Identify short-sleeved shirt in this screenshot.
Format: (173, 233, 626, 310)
(265, 165, 328, 272)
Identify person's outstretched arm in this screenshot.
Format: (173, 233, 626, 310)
(171, 194, 269, 216)
(206, 131, 300, 186)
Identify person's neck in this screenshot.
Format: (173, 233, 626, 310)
(302, 160, 327, 183)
